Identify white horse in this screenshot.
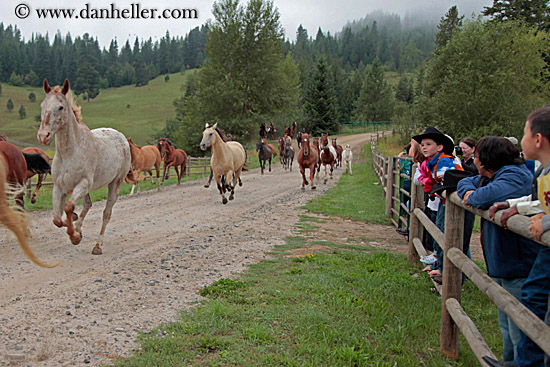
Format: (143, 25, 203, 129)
(199, 123, 246, 204)
(342, 144, 353, 175)
(38, 79, 131, 255)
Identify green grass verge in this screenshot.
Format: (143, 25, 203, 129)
(111, 144, 502, 367)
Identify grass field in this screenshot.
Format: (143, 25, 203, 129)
(0, 72, 194, 147)
(112, 145, 501, 367)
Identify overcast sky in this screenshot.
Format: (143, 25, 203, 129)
(2, 0, 492, 48)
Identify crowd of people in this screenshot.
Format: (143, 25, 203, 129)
(398, 106, 550, 367)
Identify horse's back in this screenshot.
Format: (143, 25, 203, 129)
(142, 145, 161, 167)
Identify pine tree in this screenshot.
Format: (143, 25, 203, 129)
(74, 33, 100, 102)
(304, 58, 338, 135)
(18, 105, 26, 119)
(7, 99, 13, 112)
(28, 92, 36, 102)
(436, 6, 464, 49)
(134, 55, 148, 87)
(353, 58, 394, 122)
(483, 0, 550, 31)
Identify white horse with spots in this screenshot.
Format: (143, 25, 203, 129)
(342, 144, 353, 175)
(37, 79, 131, 255)
(199, 123, 246, 204)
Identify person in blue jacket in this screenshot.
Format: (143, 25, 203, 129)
(457, 136, 542, 363)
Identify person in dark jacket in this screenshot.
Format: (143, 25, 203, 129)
(457, 136, 542, 363)
(458, 137, 478, 175)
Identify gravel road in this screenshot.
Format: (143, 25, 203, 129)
(0, 133, 377, 366)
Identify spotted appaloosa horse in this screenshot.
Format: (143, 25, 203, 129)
(297, 133, 319, 190)
(126, 137, 161, 195)
(38, 79, 131, 255)
(319, 133, 337, 184)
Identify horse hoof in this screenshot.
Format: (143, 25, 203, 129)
(71, 233, 82, 245)
(92, 245, 103, 255)
(301, 187, 305, 191)
(312, 186, 316, 190)
(222, 198, 228, 204)
(72, 212, 79, 221)
(31, 198, 37, 204)
(204, 184, 210, 188)
(229, 195, 234, 201)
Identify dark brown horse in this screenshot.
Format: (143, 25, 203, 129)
(259, 123, 267, 139)
(22, 147, 51, 204)
(320, 133, 337, 184)
(331, 137, 343, 168)
(158, 138, 187, 185)
(256, 139, 273, 175)
(297, 133, 319, 191)
(289, 121, 297, 138)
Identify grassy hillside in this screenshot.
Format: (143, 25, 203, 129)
(0, 72, 193, 147)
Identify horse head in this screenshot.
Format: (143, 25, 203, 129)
(301, 133, 310, 156)
(320, 133, 329, 149)
(38, 79, 73, 146)
(256, 140, 262, 152)
(200, 123, 218, 151)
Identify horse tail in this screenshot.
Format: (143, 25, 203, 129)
(23, 153, 51, 175)
(0, 162, 57, 268)
(242, 149, 249, 172)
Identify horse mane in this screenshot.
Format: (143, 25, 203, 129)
(53, 85, 83, 123)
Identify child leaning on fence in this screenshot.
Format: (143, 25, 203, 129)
(412, 127, 463, 282)
(482, 107, 550, 367)
(456, 136, 541, 364)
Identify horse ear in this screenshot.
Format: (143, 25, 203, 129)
(43, 79, 51, 94)
(205, 123, 209, 128)
(61, 80, 70, 95)
(213, 123, 218, 129)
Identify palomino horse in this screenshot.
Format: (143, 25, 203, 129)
(0, 159, 55, 267)
(38, 79, 131, 255)
(126, 137, 161, 195)
(200, 123, 246, 204)
(157, 138, 187, 185)
(256, 139, 273, 175)
(331, 138, 343, 168)
(297, 133, 319, 190)
(342, 144, 353, 175)
(0, 139, 50, 207)
(319, 133, 337, 184)
(283, 137, 294, 171)
(22, 147, 51, 204)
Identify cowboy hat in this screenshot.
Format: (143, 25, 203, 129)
(412, 127, 455, 156)
(430, 169, 475, 195)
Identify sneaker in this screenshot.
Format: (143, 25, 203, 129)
(395, 227, 409, 236)
(420, 254, 437, 265)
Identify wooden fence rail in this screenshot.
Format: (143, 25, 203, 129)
(371, 140, 550, 365)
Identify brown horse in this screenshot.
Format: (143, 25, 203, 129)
(331, 137, 343, 168)
(278, 136, 285, 164)
(261, 138, 277, 159)
(126, 137, 161, 195)
(320, 133, 337, 184)
(0, 141, 29, 207)
(0, 159, 55, 267)
(297, 133, 319, 190)
(158, 138, 187, 185)
(22, 147, 51, 204)
(267, 122, 276, 139)
(289, 121, 297, 138)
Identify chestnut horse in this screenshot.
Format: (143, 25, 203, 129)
(157, 138, 187, 185)
(0, 159, 55, 267)
(126, 137, 161, 195)
(200, 123, 246, 204)
(38, 79, 131, 255)
(267, 122, 276, 139)
(320, 133, 337, 184)
(289, 121, 297, 138)
(297, 133, 319, 190)
(22, 147, 51, 204)
(331, 138, 343, 167)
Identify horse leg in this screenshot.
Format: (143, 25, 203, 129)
(52, 186, 67, 228)
(310, 165, 317, 190)
(92, 178, 122, 255)
(175, 166, 181, 185)
(229, 169, 241, 201)
(330, 162, 334, 179)
(73, 194, 92, 240)
(64, 181, 90, 245)
(323, 164, 328, 184)
(214, 174, 227, 204)
(349, 161, 353, 176)
(25, 178, 32, 200)
(31, 174, 44, 204)
(268, 157, 271, 172)
(130, 182, 137, 196)
(300, 165, 307, 191)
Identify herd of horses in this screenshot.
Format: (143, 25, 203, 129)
(0, 78, 354, 268)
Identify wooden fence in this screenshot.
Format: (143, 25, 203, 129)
(372, 140, 550, 365)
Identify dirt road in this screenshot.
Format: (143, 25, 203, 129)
(0, 133, 384, 366)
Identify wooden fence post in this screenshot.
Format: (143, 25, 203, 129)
(440, 197, 464, 360)
(385, 156, 394, 217)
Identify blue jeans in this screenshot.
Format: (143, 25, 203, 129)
(515, 247, 550, 367)
(494, 277, 525, 361)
